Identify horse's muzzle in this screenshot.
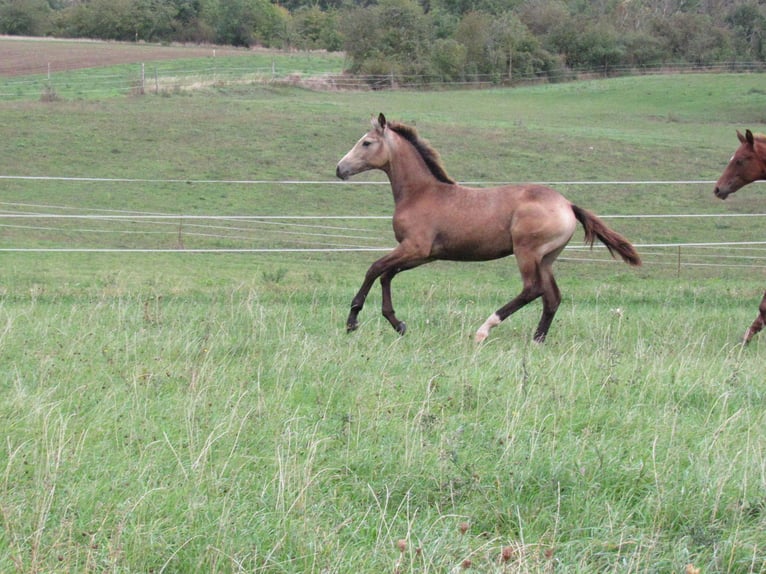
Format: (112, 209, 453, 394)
(336, 165, 348, 180)
(714, 186, 730, 200)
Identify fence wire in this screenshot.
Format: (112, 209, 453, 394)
(3, 61, 766, 101)
(2, 178, 766, 275)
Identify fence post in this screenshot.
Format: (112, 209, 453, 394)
(177, 219, 185, 250)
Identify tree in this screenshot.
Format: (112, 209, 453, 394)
(58, 0, 134, 40)
(651, 12, 733, 64)
(339, 6, 383, 72)
(0, 0, 51, 35)
(132, 0, 177, 41)
(431, 0, 523, 17)
(291, 6, 342, 50)
(621, 31, 665, 66)
(455, 10, 558, 80)
(516, 0, 569, 37)
(340, 0, 434, 78)
(215, 0, 288, 47)
(454, 11, 493, 75)
(727, 3, 765, 60)
(548, 17, 624, 69)
(431, 37, 467, 80)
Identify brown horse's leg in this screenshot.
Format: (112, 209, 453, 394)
(532, 269, 562, 343)
(475, 256, 544, 343)
(380, 269, 406, 334)
(347, 265, 382, 332)
(347, 245, 429, 334)
(743, 290, 766, 345)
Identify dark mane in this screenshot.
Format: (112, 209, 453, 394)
(388, 121, 456, 184)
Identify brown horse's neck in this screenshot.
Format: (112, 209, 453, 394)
(385, 132, 449, 203)
(756, 138, 766, 179)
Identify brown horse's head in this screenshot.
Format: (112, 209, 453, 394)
(336, 114, 455, 184)
(336, 113, 391, 180)
(714, 129, 766, 200)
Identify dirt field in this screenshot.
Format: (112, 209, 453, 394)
(0, 36, 255, 76)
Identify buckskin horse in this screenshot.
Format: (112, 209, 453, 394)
(336, 114, 641, 342)
(714, 129, 766, 344)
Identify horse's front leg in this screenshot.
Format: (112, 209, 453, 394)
(743, 290, 766, 345)
(347, 244, 429, 334)
(346, 261, 385, 332)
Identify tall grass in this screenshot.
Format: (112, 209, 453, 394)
(1, 75, 766, 572)
(0, 253, 764, 572)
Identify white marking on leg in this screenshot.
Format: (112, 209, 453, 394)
(475, 313, 501, 343)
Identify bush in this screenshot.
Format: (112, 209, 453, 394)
(340, 0, 433, 74)
(0, 0, 51, 36)
(651, 13, 734, 65)
(431, 38, 468, 82)
(291, 6, 342, 51)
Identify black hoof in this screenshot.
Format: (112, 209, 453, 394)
(396, 322, 407, 335)
(347, 321, 359, 333)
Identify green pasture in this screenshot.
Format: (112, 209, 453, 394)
(0, 50, 345, 101)
(1, 74, 766, 572)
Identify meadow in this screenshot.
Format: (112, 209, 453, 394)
(1, 65, 766, 573)
(0, 38, 345, 100)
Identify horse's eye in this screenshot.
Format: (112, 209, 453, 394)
(362, 141, 372, 147)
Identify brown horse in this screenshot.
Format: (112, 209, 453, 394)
(336, 114, 641, 342)
(714, 129, 766, 344)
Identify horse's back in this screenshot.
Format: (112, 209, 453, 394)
(456, 183, 570, 215)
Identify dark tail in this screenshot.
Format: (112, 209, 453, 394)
(571, 204, 641, 266)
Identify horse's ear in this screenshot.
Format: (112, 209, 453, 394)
(371, 113, 386, 133)
(737, 129, 755, 147)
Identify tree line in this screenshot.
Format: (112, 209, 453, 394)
(2, 0, 764, 83)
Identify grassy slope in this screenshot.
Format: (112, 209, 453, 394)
(1, 75, 766, 572)
(0, 38, 345, 100)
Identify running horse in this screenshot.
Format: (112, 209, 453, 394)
(336, 114, 642, 342)
(714, 129, 766, 344)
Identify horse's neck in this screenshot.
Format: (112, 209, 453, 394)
(386, 137, 438, 202)
(757, 139, 766, 172)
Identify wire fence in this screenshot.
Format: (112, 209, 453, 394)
(2, 60, 766, 101)
(0, 63, 301, 101)
(2, 177, 766, 276)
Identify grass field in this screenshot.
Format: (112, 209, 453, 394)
(0, 37, 345, 100)
(1, 61, 766, 572)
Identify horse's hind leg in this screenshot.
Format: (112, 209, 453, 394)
(475, 255, 544, 343)
(743, 290, 766, 345)
(532, 268, 561, 343)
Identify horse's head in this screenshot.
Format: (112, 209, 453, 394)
(336, 113, 391, 180)
(714, 129, 766, 200)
